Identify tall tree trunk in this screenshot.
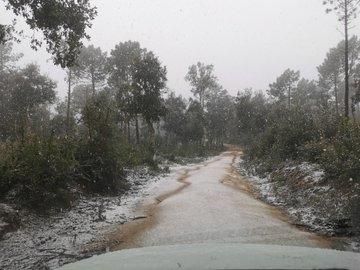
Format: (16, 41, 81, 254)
(120, 120, 125, 138)
(66, 69, 72, 135)
(200, 88, 204, 109)
(19, 110, 28, 142)
(135, 115, 140, 145)
(334, 76, 339, 116)
(288, 86, 291, 109)
(91, 71, 96, 96)
(344, 0, 350, 118)
(127, 119, 131, 143)
(351, 101, 356, 121)
(146, 119, 155, 159)
(85, 86, 89, 104)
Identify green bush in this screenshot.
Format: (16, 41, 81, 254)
(75, 92, 129, 193)
(0, 143, 16, 198)
(247, 107, 318, 164)
(157, 138, 224, 162)
(75, 137, 128, 193)
(246, 109, 360, 186)
(0, 136, 76, 210)
(299, 140, 327, 163)
(319, 120, 360, 182)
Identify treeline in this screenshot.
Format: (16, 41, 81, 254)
(2, 36, 360, 211)
(0, 41, 234, 211)
(237, 36, 360, 185)
(4, 28, 359, 214)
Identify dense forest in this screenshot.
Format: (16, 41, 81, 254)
(2, 33, 360, 215)
(0, 40, 237, 210)
(238, 35, 360, 176)
(0, 1, 359, 226)
(2, 1, 360, 270)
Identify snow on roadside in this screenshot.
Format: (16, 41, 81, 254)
(0, 161, 200, 270)
(236, 158, 279, 206)
(293, 163, 325, 184)
(237, 158, 359, 252)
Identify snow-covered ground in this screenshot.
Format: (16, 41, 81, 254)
(0, 163, 202, 270)
(2, 153, 358, 270)
(238, 158, 360, 252)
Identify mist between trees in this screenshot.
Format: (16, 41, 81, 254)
(0, 33, 360, 213)
(2, 35, 360, 213)
(0, 41, 236, 211)
(1, 0, 360, 214)
(241, 35, 360, 176)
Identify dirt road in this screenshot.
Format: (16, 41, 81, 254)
(106, 150, 334, 251)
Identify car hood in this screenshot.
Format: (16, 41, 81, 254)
(58, 243, 360, 270)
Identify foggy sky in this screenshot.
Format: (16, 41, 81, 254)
(0, 0, 356, 99)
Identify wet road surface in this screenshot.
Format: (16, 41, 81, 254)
(110, 150, 333, 250)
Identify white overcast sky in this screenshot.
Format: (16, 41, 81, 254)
(1, 0, 358, 99)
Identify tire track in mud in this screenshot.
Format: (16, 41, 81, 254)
(84, 157, 221, 252)
(155, 156, 222, 204)
(220, 151, 256, 196)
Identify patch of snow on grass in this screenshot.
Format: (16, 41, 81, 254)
(0, 162, 196, 270)
(297, 162, 325, 184)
